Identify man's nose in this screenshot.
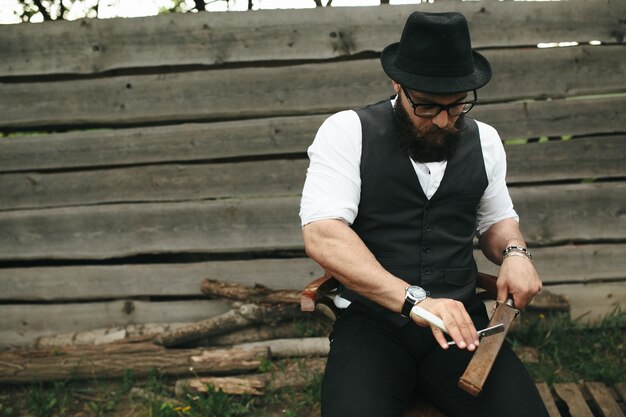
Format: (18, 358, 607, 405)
(432, 110, 449, 129)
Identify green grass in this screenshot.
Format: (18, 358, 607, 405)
(0, 311, 623, 417)
(510, 307, 625, 385)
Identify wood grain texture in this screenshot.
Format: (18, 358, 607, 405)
(2, 46, 623, 129)
(546, 282, 626, 323)
(0, 244, 622, 301)
(474, 244, 626, 284)
(1, 135, 625, 211)
(0, 299, 231, 347)
(0, 183, 623, 261)
(504, 135, 626, 183)
(0, 259, 323, 301)
(584, 382, 625, 417)
(553, 383, 594, 417)
(509, 182, 626, 246)
(546, 280, 626, 323)
(0, 1, 623, 76)
(0, 345, 269, 383)
(535, 383, 562, 417)
(459, 302, 519, 396)
(1, 96, 623, 173)
(0, 279, 621, 347)
(0, 115, 321, 172)
(0, 159, 307, 210)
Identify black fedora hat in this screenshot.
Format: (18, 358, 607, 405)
(380, 11, 491, 94)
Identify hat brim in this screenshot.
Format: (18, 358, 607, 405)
(380, 42, 492, 94)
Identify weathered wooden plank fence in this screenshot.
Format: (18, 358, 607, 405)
(0, 0, 624, 347)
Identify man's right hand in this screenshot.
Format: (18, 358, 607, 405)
(411, 297, 480, 351)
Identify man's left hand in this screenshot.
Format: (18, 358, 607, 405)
(496, 255, 542, 309)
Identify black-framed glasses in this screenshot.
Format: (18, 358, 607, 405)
(401, 86, 477, 118)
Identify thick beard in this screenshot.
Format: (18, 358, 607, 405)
(393, 99, 463, 163)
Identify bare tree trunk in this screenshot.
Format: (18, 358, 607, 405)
(175, 357, 326, 396)
(194, 0, 206, 11)
(201, 279, 300, 304)
(0, 345, 269, 384)
(207, 322, 314, 346)
(155, 303, 300, 347)
(235, 337, 329, 358)
(32, 0, 52, 20)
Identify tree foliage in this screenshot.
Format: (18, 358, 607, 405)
(12, 0, 334, 23)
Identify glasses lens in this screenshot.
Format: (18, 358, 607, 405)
(414, 105, 441, 118)
(449, 102, 475, 117)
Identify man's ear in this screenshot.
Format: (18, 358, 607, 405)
(391, 80, 401, 94)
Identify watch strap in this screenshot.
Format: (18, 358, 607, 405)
(401, 298, 415, 317)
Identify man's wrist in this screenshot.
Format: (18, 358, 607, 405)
(401, 285, 427, 317)
(502, 245, 533, 262)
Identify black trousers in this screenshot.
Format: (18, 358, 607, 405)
(321, 301, 550, 417)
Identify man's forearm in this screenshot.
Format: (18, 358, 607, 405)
(478, 218, 526, 265)
(302, 219, 407, 313)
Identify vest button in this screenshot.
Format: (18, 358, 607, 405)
(423, 247, 432, 254)
(423, 269, 431, 275)
(424, 225, 432, 232)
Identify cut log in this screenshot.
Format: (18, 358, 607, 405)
(175, 357, 326, 396)
(200, 279, 300, 304)
(236, 337, 330, 358)
(36, 323, 192, 348)
(155, 303, 301, 347)
(0, 345, 269, 384)
(206, 322, 320, 346)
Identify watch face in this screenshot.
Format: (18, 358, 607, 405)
(407, 286, 427, 303)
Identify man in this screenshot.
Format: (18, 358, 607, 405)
(299, 11, 549, 417)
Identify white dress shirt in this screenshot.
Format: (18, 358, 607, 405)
(300, 99, 518, 236)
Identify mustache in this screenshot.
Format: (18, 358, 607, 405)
(392, 99, 463, 163)
(417, 123, 462, 141)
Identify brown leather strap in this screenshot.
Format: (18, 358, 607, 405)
(458, 300, 519, 396)
(300, 272, 337, 312)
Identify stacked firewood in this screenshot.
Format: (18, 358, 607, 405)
(0, 279, 333, 398)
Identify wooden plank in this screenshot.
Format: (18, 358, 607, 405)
(585, 382, 625, 417)
(1, 45, 623, 129)
(0, 1, 623, 76)
(553, 383, 595, 417)
(0, 244, 622, 302)
(2, 244, 623, 302)
(0, 182, 623, 261)
(2, 134, 625, 211)
(1, 96, 624, 173)
(474, 243, 626, 285)
(0, 259, 323, 301)
(0, 299, 232, 348)
(0, 115, 322, 172)
(505, 135, 626, 183)
(510, 182, 626, 247)
(0, 159, 308, 210)
(546, 282, 626, 323)
(535, 382, 562, 417)
(475, 96, 626, 143)
(0, 197, 304, 261)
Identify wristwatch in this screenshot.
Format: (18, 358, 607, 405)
(401, 285, 427, 317)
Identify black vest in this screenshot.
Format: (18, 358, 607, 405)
(343, 99, 488, 325)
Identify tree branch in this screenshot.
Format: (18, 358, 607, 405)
(32, 0, 53, 20)
(194, 0, 206, 11)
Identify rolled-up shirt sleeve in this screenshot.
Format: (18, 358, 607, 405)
(299, 110, 362, 226)
(476, 121, 519, 235)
